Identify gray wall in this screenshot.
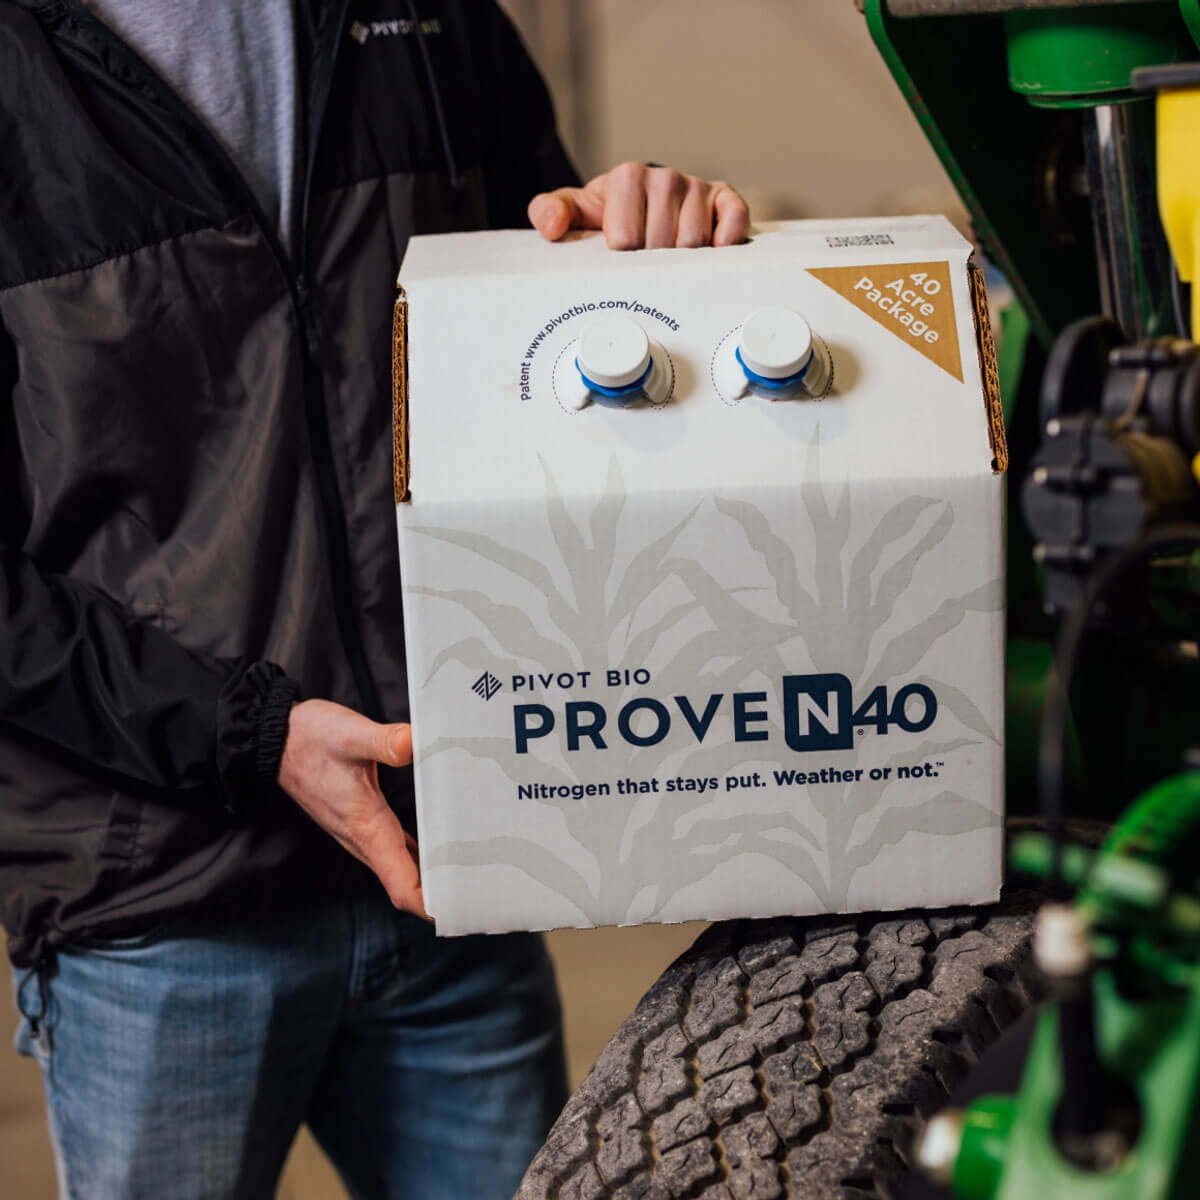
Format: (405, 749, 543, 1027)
(502, 0, 966, 228)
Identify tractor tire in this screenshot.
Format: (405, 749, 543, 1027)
(518, 894, 1039, 1200)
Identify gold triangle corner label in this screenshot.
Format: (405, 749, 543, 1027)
(808, 261, 963, 382)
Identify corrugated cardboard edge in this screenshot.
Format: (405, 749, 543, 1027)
(967, 262, 1008, 474)
(392, 285, 410, 503)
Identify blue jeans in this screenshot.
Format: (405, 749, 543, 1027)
(12, 888, 567, 1200)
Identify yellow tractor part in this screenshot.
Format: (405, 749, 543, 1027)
(1156, 80, 1200, 338)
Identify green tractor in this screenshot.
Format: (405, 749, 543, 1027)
(869, 3, 1200, 1197)
(519, 6, 1200, 1197)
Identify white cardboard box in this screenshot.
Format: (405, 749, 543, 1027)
(393, 217, 1007, 936)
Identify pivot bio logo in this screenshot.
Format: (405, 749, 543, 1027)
(472, 672, 502, 701)
(512, 672, 937, 754)
(348, 17, 442, 43)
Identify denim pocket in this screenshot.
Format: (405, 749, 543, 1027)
(65, 917, 171, 953)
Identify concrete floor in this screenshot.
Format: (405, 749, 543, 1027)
(0, 922, 704, 1198)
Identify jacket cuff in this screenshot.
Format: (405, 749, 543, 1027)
(216, 662, 303, 816)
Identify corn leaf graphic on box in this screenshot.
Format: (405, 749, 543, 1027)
(393, 217, 1007, 936)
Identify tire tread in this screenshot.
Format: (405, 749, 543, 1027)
(519, 896, 1038, 1200)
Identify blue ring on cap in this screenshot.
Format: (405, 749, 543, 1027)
(576, 357, 653, 399)
(735, 345, 813, 391)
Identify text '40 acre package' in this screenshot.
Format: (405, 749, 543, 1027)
(393, 217, 1008, 936)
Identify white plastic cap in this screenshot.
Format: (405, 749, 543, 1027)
(1034, 902, 1091, 978)
(738, 308, 814, 380)
(577, 315, 651, 390)
(915, 1110, 964, 1185)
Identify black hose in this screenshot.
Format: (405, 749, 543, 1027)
(1038, 523, 1200, 895)
(1037, 525, 1200, 1156)
(1171, 263, 1191, 341)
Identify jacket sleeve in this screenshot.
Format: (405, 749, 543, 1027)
(0, 336, 300, 813)
(475, 2, 582, 228)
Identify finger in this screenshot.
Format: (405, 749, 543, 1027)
(339, 713, 413, 766)
(602, 162, 647, 250)
(356, 803, 429, 919)
(528, 186, 604, 241)
(712, 183, 751, 247)
(676, 176, 713, 248)
(383, 723, 413, 766)
(527, 193, 574, 242)
(644, 168, 686, 250)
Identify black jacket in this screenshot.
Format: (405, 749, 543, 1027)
(0, 0, 576, 967)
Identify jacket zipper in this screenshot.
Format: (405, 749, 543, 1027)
(58, 0, 385, 722)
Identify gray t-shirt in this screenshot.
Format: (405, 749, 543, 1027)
(90, 1, 299, 240)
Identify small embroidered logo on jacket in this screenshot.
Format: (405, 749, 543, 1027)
(472, 672, 502, 702)
(349, 18, 442, 44)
